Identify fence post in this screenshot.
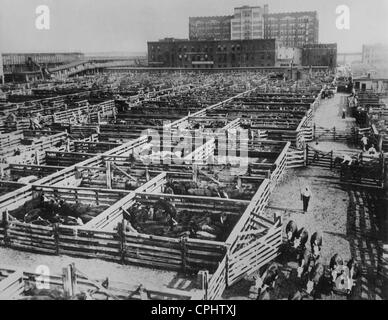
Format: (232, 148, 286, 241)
(225, 247, 230, 288)
(193, 164, 198, 183)
(106, 161, 112, 189)
(306, 144, 309, 166)
(330, 151, 333, 170)
(62, 264, 77, 298)
(2, 210, 9, 247)
(53, 223, 60, 255)
(197, 270, 209, 300)
(313, 123, 316, 140)
(117, 221, 126, 265)
(181, 236, 188, 272)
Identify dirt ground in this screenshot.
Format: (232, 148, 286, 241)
(223, 94, 387, 300)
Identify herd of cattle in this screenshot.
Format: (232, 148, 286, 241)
(11, 194, 103, 227)
(249, 220, 359, 300)
(121, 199, 236, 241)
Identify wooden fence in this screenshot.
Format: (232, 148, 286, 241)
(53, 100, 116, 124)
(286, 147, 306, 168)
(0, 212, 227, 275)
(0, 266, 202, 300)
(269, 141, 290, 190)
(306, 145, 334, 168)
(45, 151, 97, 167)
(339, 154, 385, 188)
(184, 139, 215, 164)
(226, 217, 282, 285)
(0, 271, 24, 299)
(313, 124, 354, 143)
(0, 131, 68, 165)
(206, 256, 227, 300)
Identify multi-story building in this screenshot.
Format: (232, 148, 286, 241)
(189, 16, 233, 41)
(147, 38, 277, 68)
(362, 44, 388, 66)
(302, 43, 337, 69)
(264, 11, 319, 47)
(188, 7, 319, 48)
(231, 5, 268, 40)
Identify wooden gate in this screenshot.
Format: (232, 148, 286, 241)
(306, 145, 334, 168)
(226, 216, 282, 286)
(313, 125, 352, 142)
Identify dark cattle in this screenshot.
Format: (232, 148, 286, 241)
(310, 232, 323, 258)
(62, 216, 84, 226)
(31, 218, 51, 226)
(251, 263, 279, 300)
(24, 209, 43, 223)
(333, 157, 343, 169)
(297, 248, 319, 278)
(285, 220, 298, 243)
(153, 199, 177, 220)
(261, 263, 279, 289)
(187, 188, 217, 197)
(305, 263, 325, 297)
(255, 263, 279, 293)
(124, 180, 142, 190)
(294, 227, 308, 250)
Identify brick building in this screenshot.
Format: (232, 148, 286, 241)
(189, 16, 233, 41)
(147, 38, 277, 68)
(264, 11, 319, 47)
(188, 7, 319, 48)
(302, 43, 337, 69)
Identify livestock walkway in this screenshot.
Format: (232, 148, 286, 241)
(312, 93, 357, 154)
(310, 94, 386, 299)
(257, 93, 387, 300)
(222, 93, 387, 300)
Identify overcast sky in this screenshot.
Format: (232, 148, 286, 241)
(1, 0, 387, 54)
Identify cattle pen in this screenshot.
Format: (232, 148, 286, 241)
(2, 68, 385, 301)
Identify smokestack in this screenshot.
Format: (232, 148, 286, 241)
(263, 4, 269, 14)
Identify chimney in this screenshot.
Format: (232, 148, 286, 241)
(263, 4, 269, 14)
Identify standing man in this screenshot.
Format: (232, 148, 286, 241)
(301, 186, 312, 214)
(361, 135, 368, 152)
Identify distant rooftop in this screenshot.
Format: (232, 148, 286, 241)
(189, 15, 233, 19)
